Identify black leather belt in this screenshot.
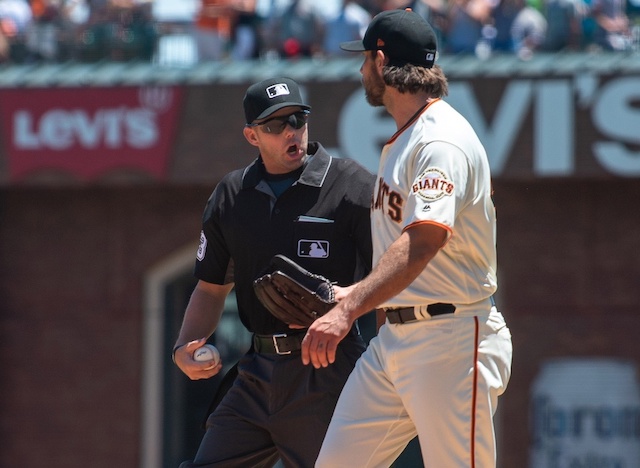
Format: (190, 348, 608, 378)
(253, 332, 305, 355)
(385, 303, 456, 324)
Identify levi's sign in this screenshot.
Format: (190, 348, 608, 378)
(337, 74, 640, 177)
(0, 86, 183, 182)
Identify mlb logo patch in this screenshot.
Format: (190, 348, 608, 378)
(298, 239, 329, 258)
(267, 83, 290, 98)
(197, 231, 207, 261)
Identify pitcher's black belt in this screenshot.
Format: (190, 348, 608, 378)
(385, 303, 456, 324)
(253, 332, 305, 355)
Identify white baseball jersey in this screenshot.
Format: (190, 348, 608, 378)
(317, 97, 512, 468)
(372, 98, 497, 308)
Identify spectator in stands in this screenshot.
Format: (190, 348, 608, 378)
(541, 0, 586, 51)
(445, 0, 494, 54)
(628, 0, 640, 21)
(109, 0, 156, 61)
(381, 0, 448, 51)
(492, 0, 524, 52)
(194, 0, 235, 60)
(230, 0, 259, 60)
(591, 0, 633, 50)
(72, 0, 112, 62)
(264, 0, 324, 58)
(0, 0, 32, 62)
(323, 0, 371, 57)
(71, 0, 155, 62)
(0, 0, 31, 32)
(378, 0, 409, 9)
(408, 0, 448, 48)
(63, 0, 90, 25)
(0, 22, 9, 61)
(510, 0, 547, 58)
(26, 0, 70, 62)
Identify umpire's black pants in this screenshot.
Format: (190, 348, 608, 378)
(179, 332, 365, 468)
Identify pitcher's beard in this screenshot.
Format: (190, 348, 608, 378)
(364, 74, 385, 107)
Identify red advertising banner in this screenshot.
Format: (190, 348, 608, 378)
(0, 86, 183, 182)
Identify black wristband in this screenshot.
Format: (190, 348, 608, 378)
(172, 344, 184, 364)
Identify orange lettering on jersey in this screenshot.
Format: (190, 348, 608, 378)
(388, 192, 403, 222)
(374, 179, 388, 210)
(373, 177, 404, 223)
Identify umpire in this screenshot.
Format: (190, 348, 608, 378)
(172, 77, 375, 467)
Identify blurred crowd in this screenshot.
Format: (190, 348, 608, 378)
(0, 0, 638, 65)
(0, 0, 156, 62)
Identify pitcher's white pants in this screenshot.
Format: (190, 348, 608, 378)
(316, 308, 512, 468)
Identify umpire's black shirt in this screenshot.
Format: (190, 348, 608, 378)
(195, 142, 374, 335)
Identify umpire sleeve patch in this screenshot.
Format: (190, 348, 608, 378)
(197, 231, 207, 261)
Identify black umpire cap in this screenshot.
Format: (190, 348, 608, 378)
(243, 77, 311, 124)
(340, 8, 438, 68)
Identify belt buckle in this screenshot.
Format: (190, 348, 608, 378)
(272, 333, 291, 355)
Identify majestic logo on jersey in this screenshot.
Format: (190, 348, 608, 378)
(196, 231, 207, 261)
(412, 168, 454, 202)
(298, 240, 329, 258)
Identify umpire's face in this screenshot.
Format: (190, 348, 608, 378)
(243, 106, 310, 175)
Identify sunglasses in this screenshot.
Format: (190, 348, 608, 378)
(247, 110, 310, 134)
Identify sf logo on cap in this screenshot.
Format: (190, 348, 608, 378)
(267, 83, 290, 98)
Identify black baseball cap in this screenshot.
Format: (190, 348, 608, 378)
(243, 77, 311, 124)
(340, 8, 437, 68)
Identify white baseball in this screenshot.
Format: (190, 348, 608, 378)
(193, 344, 220, 365)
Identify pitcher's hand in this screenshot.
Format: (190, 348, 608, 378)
(301, 304, 353, 368)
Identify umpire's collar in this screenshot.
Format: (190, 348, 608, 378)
(241, 142, 332, 189)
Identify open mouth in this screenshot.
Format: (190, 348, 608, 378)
(287, 144, 299, 156)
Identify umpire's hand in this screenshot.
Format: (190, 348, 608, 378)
(173, 338, 223, 380)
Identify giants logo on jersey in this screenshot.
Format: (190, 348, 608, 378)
(412, 168, 454, 202)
